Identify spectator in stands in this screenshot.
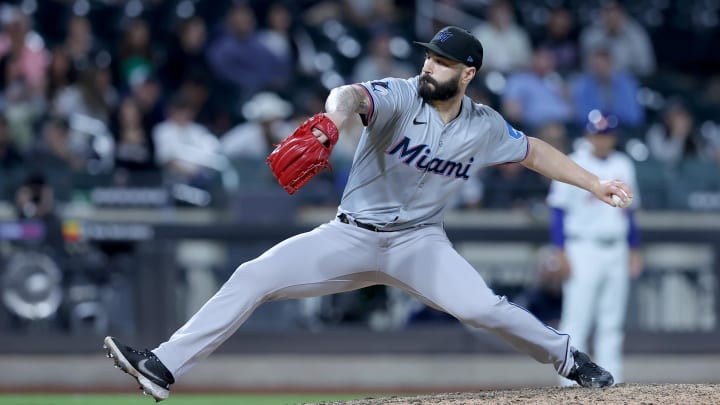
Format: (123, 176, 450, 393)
(206, 3, 292, 104)
(571, 45, 644, 129)
(160, 16, 210, 92)
(117, 18, 155, 89)
(501, 47, 571, 131)
(63, 15, 103, 74)
(704, 131, 720, 166)
(512, 245, 565, 326)
(451, 175, 484, 211)
(481, 163, 549, 209)
(152, 94, 220, 190)
(701, 74, 720, 110)
(221, 91, 294, 160)
(53, 66, 118, 123)
(257, 3, 296, 75)
(341, 0, 406, 34)
(129, 75, 165, 136)
(0, 8, 48, 92)
(535, 6, 579, 76)
(176, 74, 213, 128)
(580, 1, 656, 77)
(0, 115, 23, 171)
(112, 97, 157, 186)
(645, 99, 700, 165)
(537, 122, 569, 154)
(352, 30, 414, 83)
(14, 173, 66, 256)
(472, 0, 532, 74)
(0, 7, 49, 152)
(46, 46, 75, 112)
(27, 116, 86, 201)
(0, 113, 23, 200)
(161, 15, 213, 126)
(221, 91, 295, 188)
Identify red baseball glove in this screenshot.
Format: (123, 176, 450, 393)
(266, 113, 339, 195)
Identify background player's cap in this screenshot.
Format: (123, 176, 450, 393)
(585, 109, 619, 135)
(413, 26, 483, 70)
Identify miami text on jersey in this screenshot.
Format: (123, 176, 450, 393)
(387, 136, 474, 179)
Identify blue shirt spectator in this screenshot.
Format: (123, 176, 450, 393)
(502, 47, 571, 130)
(571, 46, 643, 128)
(206, 4, 291, 101)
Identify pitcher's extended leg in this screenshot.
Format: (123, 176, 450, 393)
(154, 221, 378, 378)
(382, 227, 574, 376)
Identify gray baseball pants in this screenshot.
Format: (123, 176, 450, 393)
(153, 219, 575, 379)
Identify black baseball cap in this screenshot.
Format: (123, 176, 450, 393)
(414, 26, 483, 70)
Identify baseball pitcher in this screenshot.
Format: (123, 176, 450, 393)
(104, 26, 632, 401)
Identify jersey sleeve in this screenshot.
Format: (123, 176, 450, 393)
(354, 77, 414, 128)
(482, 107, 530, 165)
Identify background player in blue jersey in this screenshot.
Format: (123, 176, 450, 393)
(104, 26, 631, 401)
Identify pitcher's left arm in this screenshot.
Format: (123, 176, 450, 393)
(521, 137, 632, 207)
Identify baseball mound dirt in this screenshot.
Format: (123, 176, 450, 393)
(314, 383, 720, 404)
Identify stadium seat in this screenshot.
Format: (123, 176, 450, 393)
(634, 158, 669, 209)
(665, 158, 720, 209)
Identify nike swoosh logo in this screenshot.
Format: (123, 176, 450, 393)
(138, 358, 165, 384)
(413, 118, 426, 125)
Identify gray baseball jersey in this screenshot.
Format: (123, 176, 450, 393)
(340, 76, 528, 230)
(151, 76, 577, 384)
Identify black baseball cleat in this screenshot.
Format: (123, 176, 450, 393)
(566, 349, 614, 388)
(103, 336, 175, 402)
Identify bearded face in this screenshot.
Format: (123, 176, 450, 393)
(418, 70, 462, 102)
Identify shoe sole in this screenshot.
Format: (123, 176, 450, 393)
(581, 380, 614, 388)
(103, 336, 169, 402)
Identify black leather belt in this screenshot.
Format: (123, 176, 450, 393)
(337, 213, 388, 232)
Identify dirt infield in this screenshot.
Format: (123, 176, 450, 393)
(316, 384, 720, 404)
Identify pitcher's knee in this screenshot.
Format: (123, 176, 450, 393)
(227, 258, 271, 282)
(223, 261, 276, 301)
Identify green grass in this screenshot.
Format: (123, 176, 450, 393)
(0, 394, 374, 405)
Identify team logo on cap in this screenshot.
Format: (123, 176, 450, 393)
(436, 30, 453, 42)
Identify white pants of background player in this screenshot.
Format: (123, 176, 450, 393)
(559, 238, 629, 385)
(153, 219, 576, 380)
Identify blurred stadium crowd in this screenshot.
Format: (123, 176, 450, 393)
(1, 0, 719, 336)
(0, 0, 719, 217)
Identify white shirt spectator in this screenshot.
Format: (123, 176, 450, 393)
(472, 1, 532, 73)
(221, 91, 294, 159)
(153, 120, 219, 175)
(473, 22, 532, 73)
(580, 3, 656, 76)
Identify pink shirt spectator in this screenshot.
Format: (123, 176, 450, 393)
(0, 25, 49, 88)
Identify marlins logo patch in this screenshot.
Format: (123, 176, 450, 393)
(371, 81, 389, 96)
(436, 30, 453, 42)
(506, 122, 524, 140)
